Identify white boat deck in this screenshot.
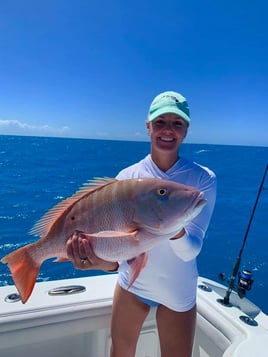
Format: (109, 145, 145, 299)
(0, 274, 268, 356)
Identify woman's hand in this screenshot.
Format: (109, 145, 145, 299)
(66, 230, 118, 271)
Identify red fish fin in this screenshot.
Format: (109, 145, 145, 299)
(29, 178, 118, 238)
(1, 244, 40, 304)
(127, 252, 148, 288)
(83, 230, 139, 240)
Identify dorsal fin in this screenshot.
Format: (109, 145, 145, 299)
(29, 177, 118, 237)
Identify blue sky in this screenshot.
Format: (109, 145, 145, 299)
(0, 0, 267, 146)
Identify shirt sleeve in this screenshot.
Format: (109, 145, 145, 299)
(169, 169, 217, 261)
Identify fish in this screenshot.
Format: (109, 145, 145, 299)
(1, 177, 206, 303)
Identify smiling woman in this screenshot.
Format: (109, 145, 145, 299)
(145, 91, 190, 172)
(147, 114, 189, 171)
(67, 90, 217, 357)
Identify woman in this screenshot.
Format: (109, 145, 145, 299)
(67, 91, 217, 357)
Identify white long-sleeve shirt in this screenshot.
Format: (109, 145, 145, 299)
(116, 154, 217, 312)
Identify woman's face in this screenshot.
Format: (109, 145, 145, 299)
(147, 113, 188, 154)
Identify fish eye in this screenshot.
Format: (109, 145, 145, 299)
(157, 188, 168, 196)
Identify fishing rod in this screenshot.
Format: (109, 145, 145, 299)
(218, 164, 268, 306)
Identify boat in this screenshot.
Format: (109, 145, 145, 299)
(0, 272, 268, 357)
(1, 166, 267, 356)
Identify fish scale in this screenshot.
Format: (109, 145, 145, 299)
(94, 180, 134, 231)
(87, 182, 131, 232)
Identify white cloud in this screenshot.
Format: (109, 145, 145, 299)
(0, 119, 70, 137)
(133, 131, 147, 140)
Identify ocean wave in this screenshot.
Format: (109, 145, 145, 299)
(0, 215, 14, 220)
(195, 149, 210, 154)
(54, 195, 64, 200)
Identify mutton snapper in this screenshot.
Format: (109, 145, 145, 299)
(1, 178, 206, 303)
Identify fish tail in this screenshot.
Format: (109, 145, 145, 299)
(1, 244, 40, 304)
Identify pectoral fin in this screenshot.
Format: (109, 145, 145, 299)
(127, 252, 148, 288)
(82, 230, 139, 241)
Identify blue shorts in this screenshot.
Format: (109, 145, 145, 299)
(135, 295, 160, 307)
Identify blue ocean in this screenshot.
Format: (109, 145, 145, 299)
(0, 135, 267, 313)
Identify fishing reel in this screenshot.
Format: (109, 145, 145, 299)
(238, 270, 254, 298)
(219, 269, 254, 299)
(218, 165, 267, 306)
